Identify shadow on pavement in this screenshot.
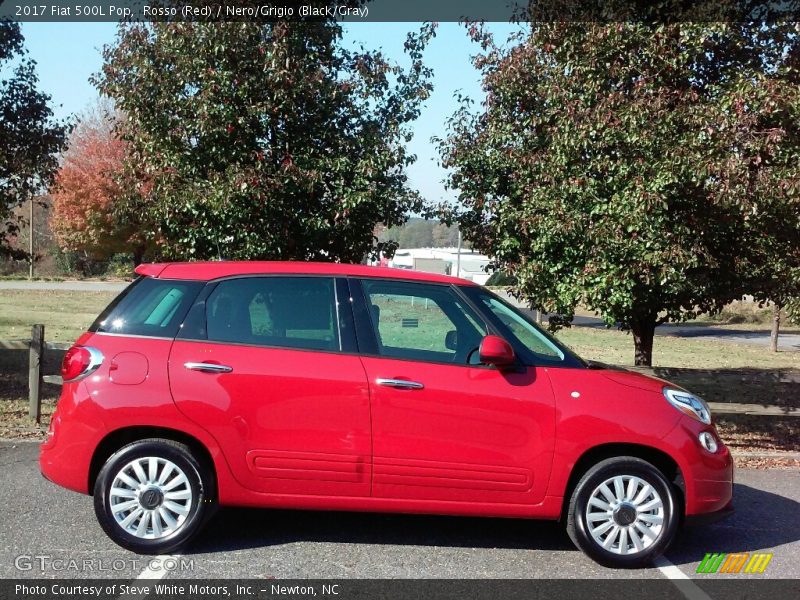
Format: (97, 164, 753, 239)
(188, 482, 799, 562)
(667, 482, 800, 567)
(188, 508, 574, 555)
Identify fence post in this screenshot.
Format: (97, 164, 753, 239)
(29, 324, 44, 424)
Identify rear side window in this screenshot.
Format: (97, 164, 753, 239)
(91, 277, 203, 338)
(205, 277, 340, 352)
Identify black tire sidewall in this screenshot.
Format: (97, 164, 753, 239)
(569, 457, 678, 568)
(93, 439, 210, 555)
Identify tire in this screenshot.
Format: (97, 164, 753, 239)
(93, 438, 215, 554)
(566, 456, 679, 568)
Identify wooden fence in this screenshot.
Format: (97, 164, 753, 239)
(1, 325, 797, 424)
(1, 325, 67, 424)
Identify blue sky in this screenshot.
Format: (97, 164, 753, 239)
(20, 21, 520, 206)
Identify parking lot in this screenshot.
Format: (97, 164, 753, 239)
(2, 441, 798, 592)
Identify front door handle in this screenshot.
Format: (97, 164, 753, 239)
(184, 362, 233, 374)
(376, 378, 424, 390)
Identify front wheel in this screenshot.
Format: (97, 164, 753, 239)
(566, 456, 679, 568)
(93, 439, 215, 554)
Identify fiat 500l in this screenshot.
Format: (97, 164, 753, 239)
(40, 261, 733, 567)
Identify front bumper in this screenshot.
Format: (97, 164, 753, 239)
(684, 498, 734, 526)
(662, 421, 734, 517)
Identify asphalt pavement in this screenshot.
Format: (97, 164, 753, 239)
(1, 441, 798, 586)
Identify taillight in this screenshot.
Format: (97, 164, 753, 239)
(61, 346, 104, 382)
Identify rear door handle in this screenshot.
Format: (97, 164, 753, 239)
(376, 378, 424, 390)
(184, 362, 233, 373)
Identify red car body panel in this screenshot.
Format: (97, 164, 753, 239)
(134, 261, 474, 286)
(360, 357, 556, 507)
(40, 333, 236, 496)
(41, 262, 733, 525)
(168, 340, 372, 498)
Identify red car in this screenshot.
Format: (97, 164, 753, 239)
(40, 261, 732, 567)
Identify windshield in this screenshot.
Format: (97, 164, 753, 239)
(459, 286, 586, 368)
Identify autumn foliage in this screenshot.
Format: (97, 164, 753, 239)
(50, 112, 146, 263)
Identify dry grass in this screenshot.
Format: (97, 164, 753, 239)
(696, 298, 778, 326)
(716, 415, 800, 453)
(0, 398, 54, 439)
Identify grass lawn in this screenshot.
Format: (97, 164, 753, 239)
(0, 290, 117, 342)
(555, 326, 799, 370)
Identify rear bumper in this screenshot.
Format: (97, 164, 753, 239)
(40, 440, 92, 494)
(39, 382, 101, 495)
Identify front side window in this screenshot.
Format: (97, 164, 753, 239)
(361, 279, 487, 364)
(460, 286, 584, 367)
(205, 277, 340, 352)
(91, 277, 203, 338)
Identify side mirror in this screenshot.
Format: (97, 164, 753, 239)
(445, 330, 458, 351)
(479, 335, 516, 369)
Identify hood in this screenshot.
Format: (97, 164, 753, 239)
(594, 365, 676, 395)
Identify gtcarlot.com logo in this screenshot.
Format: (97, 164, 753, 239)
(696, 552, 773, 574)
(14, 554, 194, 572)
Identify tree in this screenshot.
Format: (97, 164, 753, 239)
(50, 104, 151, 265)
(95, 18, 434, 262)
(0, 22, 66, 259)
(376, 218, 463, 249)
(713, 52, 800, 353)
(440, 20, 798, 366)
(432, 222, 459, 247)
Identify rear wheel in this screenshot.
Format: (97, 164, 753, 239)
(93, 439, 214, 554)
(566, 456, 679, 568)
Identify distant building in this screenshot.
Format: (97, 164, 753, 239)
(385, 247, 492, 284)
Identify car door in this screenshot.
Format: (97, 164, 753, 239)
(168, 276, 372, 497)
(353, 278, 556, 505)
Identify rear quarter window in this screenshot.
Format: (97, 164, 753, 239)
(90, 277, 203, 338)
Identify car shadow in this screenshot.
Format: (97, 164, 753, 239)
(667, 482, 800, 566)
(188, 482, 800, 560)
(187, 507, 574, 555)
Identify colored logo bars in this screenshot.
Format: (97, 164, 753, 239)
(697, 553, 773, 574)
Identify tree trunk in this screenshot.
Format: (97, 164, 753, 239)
(631, 320, 656, 367)
(132, 245, 145, 267)
(770, 303, 782, 353)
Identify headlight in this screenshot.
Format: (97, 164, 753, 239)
(663, 388, 711, 425)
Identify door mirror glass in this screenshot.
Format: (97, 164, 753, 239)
(479, 335, 516, 368)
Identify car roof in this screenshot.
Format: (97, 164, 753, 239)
(134, 261, 478, 286)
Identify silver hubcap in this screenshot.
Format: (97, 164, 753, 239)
(109, 457, 193, 539)
(586, 475, 665, 555)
